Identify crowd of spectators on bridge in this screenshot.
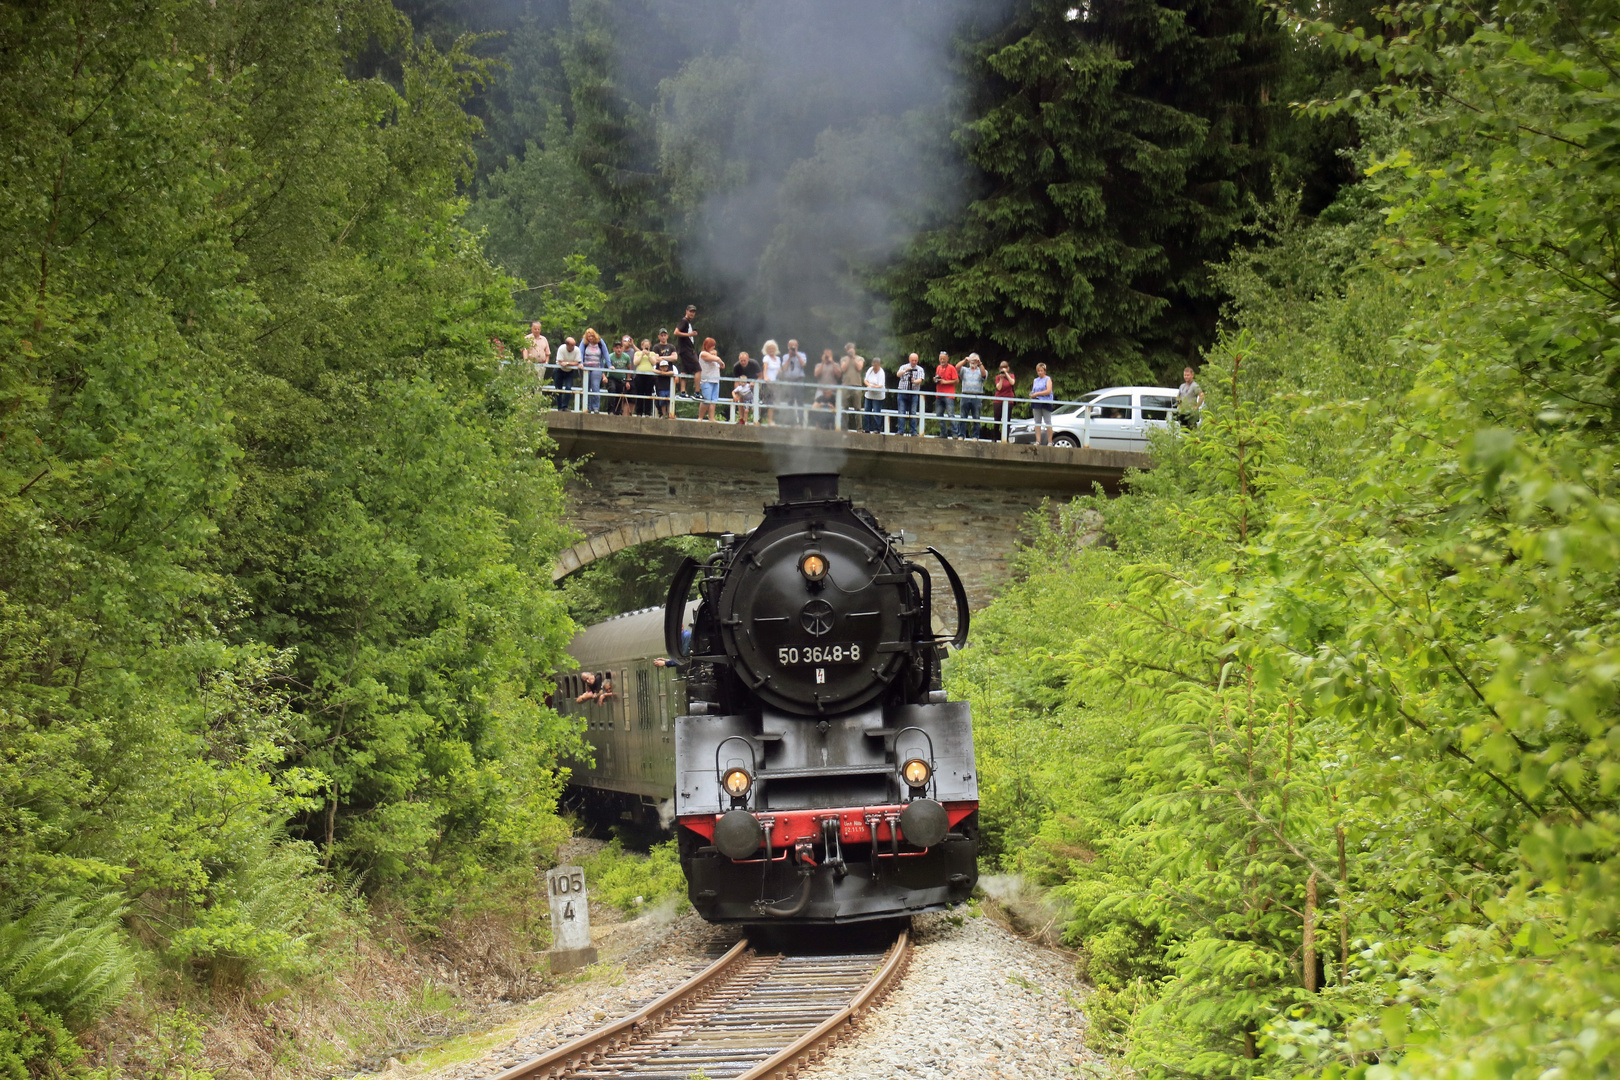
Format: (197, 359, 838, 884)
(514, 303, 1191, 444)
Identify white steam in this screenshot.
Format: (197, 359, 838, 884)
(764, 426, 848, 480)
(643, 0, 1010, 353)
(978, 873, 1074, 947)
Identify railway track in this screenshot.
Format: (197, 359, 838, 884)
(492, 929, 910, 1080)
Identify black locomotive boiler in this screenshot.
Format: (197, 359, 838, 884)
(664, 472, 979, 923)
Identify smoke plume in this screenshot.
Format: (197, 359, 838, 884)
(764, 426, 848, 481)
(636, 0, 1003, 358)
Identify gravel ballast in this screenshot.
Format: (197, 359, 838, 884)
(390, 908, 738, 1080)
(799, 911, 1105, 1080)
(392, 906, 1100, 1080)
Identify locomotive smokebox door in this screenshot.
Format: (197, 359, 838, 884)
(546, 866, 598, 972)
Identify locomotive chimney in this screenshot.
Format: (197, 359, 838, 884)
(776, 473, 840, 503)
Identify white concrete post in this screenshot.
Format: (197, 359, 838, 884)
(546, 865, 598, 972)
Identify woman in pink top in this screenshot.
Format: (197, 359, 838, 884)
(993, 361, 1016, 440)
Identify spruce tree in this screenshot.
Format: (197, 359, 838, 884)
(557, 0, 708, 330)
(891, 0, 1285, 388)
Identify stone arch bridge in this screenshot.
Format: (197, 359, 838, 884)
(547, 413, 1148, 609)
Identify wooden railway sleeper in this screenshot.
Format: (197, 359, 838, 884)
(496, 931, 909, 1080)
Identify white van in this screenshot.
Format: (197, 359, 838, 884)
(1008, 386, 1181, 451)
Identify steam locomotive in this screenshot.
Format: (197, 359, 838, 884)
(561, 473, 979, 924)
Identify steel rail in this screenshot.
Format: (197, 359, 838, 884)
(488, 929, 911, 1080)
(491, 938, 750, 1080)
(735, 928, 910, 1080)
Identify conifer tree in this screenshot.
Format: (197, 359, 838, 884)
(557, 0, 700, 329)
(891, 0, 1285, 388)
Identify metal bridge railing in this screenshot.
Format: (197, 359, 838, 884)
(528, 367, 1123, 444)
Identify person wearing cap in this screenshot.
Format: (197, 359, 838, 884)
(608, 334, 633, 415)
(959, 353, 987, 440)
(674, 305, 699, 397)
(652, 347, 676, 418)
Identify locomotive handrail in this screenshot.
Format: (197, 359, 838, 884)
(665, 556, 703, 659)
(903, 561, 933, 639)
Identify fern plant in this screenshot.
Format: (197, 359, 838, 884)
(0, 895, 136, 1025)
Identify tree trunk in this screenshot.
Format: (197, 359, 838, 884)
(1304, 870, 1318, 992)
(1338, 825, 1349, 981)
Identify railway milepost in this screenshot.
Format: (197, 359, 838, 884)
(545, 865, 597, 973)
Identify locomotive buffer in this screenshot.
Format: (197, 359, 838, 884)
(666, 472, 980, 924)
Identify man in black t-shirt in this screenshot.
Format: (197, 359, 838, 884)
(653, 329, 677, 407)
(654, 328, 676, 361)
(674, 305, 699, 397)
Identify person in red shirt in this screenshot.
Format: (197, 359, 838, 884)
(933, 351, 960, 438)
(993, 360, 1017, 440)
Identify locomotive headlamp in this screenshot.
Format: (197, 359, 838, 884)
(798, 552, 828, 582)
(722, 767, 753, 797)
(901, 758, 932, 788)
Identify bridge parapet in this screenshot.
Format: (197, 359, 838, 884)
(545, 412, 1146, 491)
(546, 412, 1149, 606)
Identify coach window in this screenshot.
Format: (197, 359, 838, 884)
(657, 664, 670, 728)
(636, 666, 652, 728)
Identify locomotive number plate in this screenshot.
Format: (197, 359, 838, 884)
(776, 643, 863, 665)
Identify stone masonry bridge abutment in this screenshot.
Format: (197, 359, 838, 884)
(546, 413, 1149, 609)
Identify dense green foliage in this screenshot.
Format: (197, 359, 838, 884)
(7, 0, 1618, 1076)
(889, 0, 1288, 386)
(1, 0, 579, 1059)
(0, 988, 80, 1080)
(559, 537, 712, 626)
(952, 1, 1620, 1075)
(440, 0, 1358, 384)
(581, 839, 688, 915)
